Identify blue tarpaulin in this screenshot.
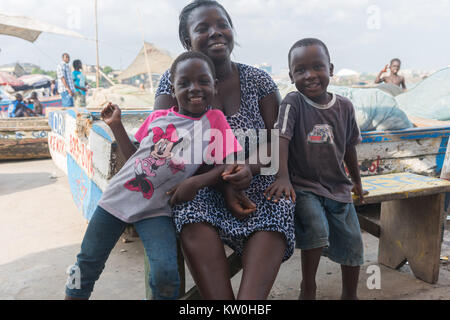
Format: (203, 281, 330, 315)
(396, 67, 450, 121)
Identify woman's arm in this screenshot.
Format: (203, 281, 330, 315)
(167, 164, 227, 206)
(154, 94, 178, 110)
(220, 90, 281, 187)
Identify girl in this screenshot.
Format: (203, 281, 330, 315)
(154, 0, 295, 300)
(65, 51, 242, 300)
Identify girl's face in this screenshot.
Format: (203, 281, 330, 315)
(172, 58, 216, 117)
(186, 6, 234, 62)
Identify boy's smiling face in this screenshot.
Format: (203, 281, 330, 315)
(390, 60, 401, 75)
(289, 45, 334, 104)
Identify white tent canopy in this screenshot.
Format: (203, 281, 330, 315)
(0, 12, 86, 42)
(335, 68, 360, 77)
(117, 42, 173, 81)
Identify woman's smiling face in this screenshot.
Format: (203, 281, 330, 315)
(172, 58, 216, 117)
(186, 5, 234, 62)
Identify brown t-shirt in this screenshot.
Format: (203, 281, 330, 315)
(275, 91, 361, 203)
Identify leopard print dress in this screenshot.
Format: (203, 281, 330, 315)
(156, 63, 295, 261)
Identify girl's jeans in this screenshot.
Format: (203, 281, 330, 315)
(65, 206, 180, 299)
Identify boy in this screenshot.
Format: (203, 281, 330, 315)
(375, 58, 406, 89)
(8, 94, 35, 117)
(265, 38, 365, 300)
(72, 59, 87, 108)
(29, 92, 43, 116)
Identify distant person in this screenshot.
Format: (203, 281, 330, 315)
(56, 53, 75, 107)
(72, 59, 87, 108)
(375, 58, 406, 89)
(29, 92, 44, 116)
(49, 80, 58, 96)
(8, 94, 35, 117)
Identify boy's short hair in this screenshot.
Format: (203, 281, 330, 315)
(179, 0, 234, 50)
(288, 38, 331, 68)
(73, 59, 82, 69)
(15, 93, 23, 100)
(170, 51, 216, 82)
(390, 58, 401, 65)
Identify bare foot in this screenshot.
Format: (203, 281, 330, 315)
(298, 282, 317, 300)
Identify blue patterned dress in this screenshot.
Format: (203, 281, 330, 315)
(156, 63, 295, 261)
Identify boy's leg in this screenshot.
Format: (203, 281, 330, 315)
(65, 206, 127, 299)
(341, 265, 360, 300)
(133, 216, 180, 300)
(323, 200, 364, 300)
(237, 230, 286, 300)
(180, 222, 234, 300)
(300, 247, 323, 300)
(294, 191, 329, 300)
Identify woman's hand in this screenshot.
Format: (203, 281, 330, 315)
(167, 177, 201, 206)
(223, 184, 256, 220)
(221, 164, 253, 190)
(264, 176, 296, 203)
(101, 102, 122, 127)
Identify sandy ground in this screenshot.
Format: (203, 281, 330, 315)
(0, 159, 449, 300)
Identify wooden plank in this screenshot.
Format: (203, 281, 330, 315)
(358, 154, 443, 177)
(356, 205, 381, 238)
(357, 138, 445, 160)
(180, 251, 242, 300)
(441, 138, 450, 180)
(353, 173, 450, 205)
(378, 194, 446, 283)
(361, 126, 450, 144)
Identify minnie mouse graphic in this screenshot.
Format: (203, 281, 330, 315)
(124, 124, 185, 199)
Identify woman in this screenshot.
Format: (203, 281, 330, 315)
(155, 0, 295, 300)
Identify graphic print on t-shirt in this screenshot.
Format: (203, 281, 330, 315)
(307, 124, 335, 144)
(124, 123, 186, 199)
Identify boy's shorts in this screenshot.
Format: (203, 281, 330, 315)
(294, 190, 364, 266)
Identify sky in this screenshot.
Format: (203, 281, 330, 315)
(1, 0, 450, 75)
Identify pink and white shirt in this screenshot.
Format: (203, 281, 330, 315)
(98, 106, 242, 223)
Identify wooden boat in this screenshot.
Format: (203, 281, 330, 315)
(0, 116, 51, 160)
(47, 108, 450, 220)
(0, 95, 62, 117)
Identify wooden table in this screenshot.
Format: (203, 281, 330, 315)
(355, 172, 450, 284)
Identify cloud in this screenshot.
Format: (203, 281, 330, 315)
(1, 0, 449, 73)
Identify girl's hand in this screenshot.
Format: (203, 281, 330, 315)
(223, 184, 256, 220)
(167, 177, 200, 206)
(382, 64, 389, 73)
(264, 177, 296, 203)
(101, 102, 122, 127)
(221, 164, 253, 190)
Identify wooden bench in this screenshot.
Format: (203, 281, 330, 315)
(144, 172, 450, 299)
(354, 172, 450, 284)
